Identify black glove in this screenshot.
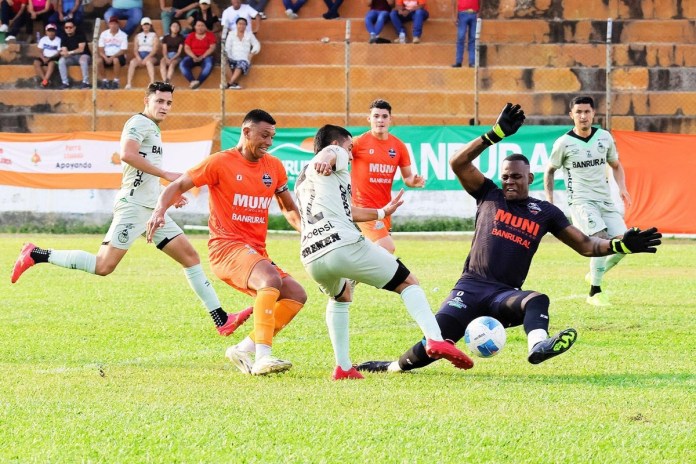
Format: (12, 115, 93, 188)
(481, 103, 526, 146)
(610, 227, 662, 254)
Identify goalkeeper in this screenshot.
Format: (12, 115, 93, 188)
(358, 103, 662, 373)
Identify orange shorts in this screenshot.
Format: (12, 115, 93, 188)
(357, 217, 392, 242)
(208, 240, 288, 297)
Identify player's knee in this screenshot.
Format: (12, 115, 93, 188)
(383, 259, 413, 292)
(94, 262, 117, 276)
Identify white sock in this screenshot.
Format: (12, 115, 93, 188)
(183, 264, 222, 313)
(236, 336, 255, 353)
(604, 253, 625, 274)
(527, 328, 549, 352)
(255, 344, 272, 360)
(48, 250, 97, 274)
(589, 257, 607, 287)
(400, 285, 443, 341)
(387, 361, 402, 372)
(326, 300, 352, 370)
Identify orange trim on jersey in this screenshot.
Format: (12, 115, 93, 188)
(0, 122, 216, 142)
(0, 171, 122, 189)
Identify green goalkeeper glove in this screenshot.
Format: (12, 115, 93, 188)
(610, 227, 662, 254)
(481, 103, 526, 146)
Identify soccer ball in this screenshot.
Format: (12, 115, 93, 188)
(464, 316, 506, 358)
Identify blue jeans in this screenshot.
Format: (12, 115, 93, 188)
(365, 10, 389, 36)
(179, 55, 214, 83)
(282, 0, 307, 12)
(104, 7, 142, 36)
(455, 12, 477, 66)
(390, 8, 429, 38)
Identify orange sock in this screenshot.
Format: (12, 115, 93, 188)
(253, 287, 280, 346)
(249, 299, 303, 342)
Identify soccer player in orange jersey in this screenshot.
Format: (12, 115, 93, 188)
(147, 109, 307, 376)
(351, 99, 425, 254)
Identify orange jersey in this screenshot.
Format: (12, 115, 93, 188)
(351, 131, 411, 208)
(188, 148, 289, 251)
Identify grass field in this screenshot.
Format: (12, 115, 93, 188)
(1, 233, 694, 463)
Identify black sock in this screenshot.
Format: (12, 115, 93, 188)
(30, 247, 50, 263)
(211, 308, 228, 327)
(590, 286, 602, 297)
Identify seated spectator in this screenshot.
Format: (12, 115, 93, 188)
(104, 0, 143, 36)
(322, 0, 342, 19)
(159, 20, 184, 82)
(97, 16, 128, 89)
(179, 18, 215, 89)
(57, 19, 90, 88)
(28, 0, 54, 37)
(244, 0, 266, 20)
(221, 0, 258, 36)
(33, 23, 60, 87)
(160, 0, 198, 38)
(282, 0, 306, 19)
(365, 0, 393, 43)
(224, 16, 258, 89)
(125, 16, 158, 89)
(188, 0, 218, 33)
(390, 0, 428, 43)
(49, 0, 84, 28)
(1, 0, 30, 42)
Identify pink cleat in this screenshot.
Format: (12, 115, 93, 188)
(11, 243, 37, 284)
(332, 365, 365, 381)
(425, 338, 474, 370)
(217, 306, 253, 336)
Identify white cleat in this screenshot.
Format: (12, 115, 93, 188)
(225, 346, 253, 374)
(251, 355, 292, 376)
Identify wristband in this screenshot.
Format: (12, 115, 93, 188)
(609, 239, 631, 254)
(481, 124, 506, 146)
(377, 208, 385, 220)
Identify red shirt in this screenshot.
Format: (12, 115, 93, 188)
(457, 0, 479, 12)
(184, 31, 216, 57)
(9, 0, 29, 14)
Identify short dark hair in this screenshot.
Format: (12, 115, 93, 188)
(369, 99, 392, 114)
(503, 153, 530, 165)
(313, 124, 352, 154)
(570, 95, 594, 109)
(243, 109, 276, 126)
(147, 81, 175, 95)
(236, 17, 248, 24)
(64, 19, 75, 27)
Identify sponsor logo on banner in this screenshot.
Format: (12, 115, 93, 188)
(31, 150, 41, 165)
(64, 144, 84, 159)
(111, 152, 121, 165)
(0, 157, 11, 165)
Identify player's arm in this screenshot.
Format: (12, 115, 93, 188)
(451, 103, 525, 194)
(555, 224, 661, 257)
(544, 164, 557, 204)
(609, 159, 632, 208)
(353, 189, 404, 222)
(146, 172, 196, 242)
(400, 165, 425, 188)
(121, 138, 180, 182)
(276, 189, 301, 233)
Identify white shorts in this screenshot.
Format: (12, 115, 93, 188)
(303, 237, 399, 297)
(103, 201, 183, 250)
(569, 200, 626, 238)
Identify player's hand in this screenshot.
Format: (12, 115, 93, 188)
(482, 103, 526, 145)
(146, 211, 166, 243)
(383, 189, 405, 217)
(314, 160, 333, 176)
(610, 227, 662, 254)
(173, 194, 188, 209)
(411, 174, 425, 188)
(620, 189, 632, 208)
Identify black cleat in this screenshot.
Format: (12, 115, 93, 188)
(355, 361, 392, 373)
(528, 328, 577, 365)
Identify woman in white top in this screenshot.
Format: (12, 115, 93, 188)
(224, 16, 260, 89)
(126, 17, 160, 89)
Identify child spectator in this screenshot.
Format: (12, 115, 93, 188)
(179, 18, 216, 89)
(57, 19, 90, 88)
(125, 16, 159, 89)
(33, 23, 60, 87)
(159, 20, 184, 82)
(224, 16, 258, 89)
(365, 0, 393, 43)
(97, 15, 128, 89)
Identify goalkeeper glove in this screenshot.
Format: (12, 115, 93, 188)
(610, 227, 662, 254)
(481, 103, 526, 146)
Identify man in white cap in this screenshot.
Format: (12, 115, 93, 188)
(97, 15, 128, 89)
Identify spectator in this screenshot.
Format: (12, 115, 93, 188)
(57, 19, 90, 88)
(221, 0, 257, 35)
(104, 0, 143, 37)
(365, 0, 393, 44)
(452, 0, 478, 67)
(159, 20, 184, 82)
(97, 16, 128, 89)
(224, 16, 258, 89)
(322, 0, 342, 19)
(282, 0, 306, 19)
(160, 0, 198, 39)
(49, 0, 84, 28)
(28, 0, 54, 37)
(390, 0, 428, 44)
(188, 0, 218, 33)
(244, 0, 266, 19)
(1, 0, 30, 42)
(125, 17, 159, 89)
(179, 18, 216, 89)
(33, 23, 60, 87)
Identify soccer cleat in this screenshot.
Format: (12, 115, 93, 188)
(216, 306, 253, 336)
(332, 366, 364, 380)
(586, 293, 611, 307)
(225, 345, 253, 374)
(528, 328, 577, 365)
(355, 361, 392, 373)
(251, 355, 292, 376)
(425, 339, 474, 370)
(11, 243, 37, 284)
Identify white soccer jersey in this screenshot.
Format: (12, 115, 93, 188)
(115, 113, 164, 208)
(549, 127, 619, 204)
(221, 4, 258, 33)
(295, 145, 363, 264)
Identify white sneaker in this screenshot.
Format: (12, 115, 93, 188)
(5, 35, 16, 42)
(124, 84, 132, 90)
(0, 24, 8, 33)
(251, 355, 292, 376)
(225, 346, 253, 374)
(398, 32, 406, 44)
(285, 8, 297, 19)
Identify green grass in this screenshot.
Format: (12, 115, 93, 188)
(1, 234, 694, 463)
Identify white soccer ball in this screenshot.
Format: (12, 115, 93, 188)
(464, 316, 506, 358)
